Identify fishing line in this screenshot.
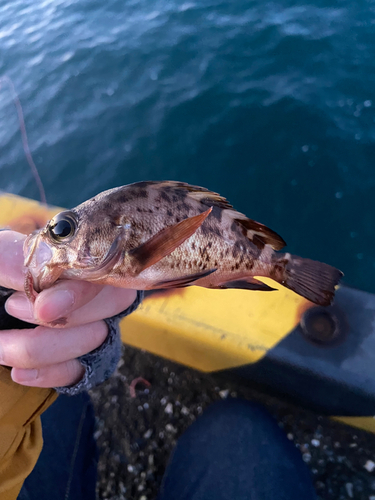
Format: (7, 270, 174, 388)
(0, 75, 47, 205)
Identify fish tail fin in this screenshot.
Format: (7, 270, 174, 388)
(270, 254, 343, 306)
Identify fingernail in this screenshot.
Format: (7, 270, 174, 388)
(36, 289, 75, 323)
(12, 368, 38, 383)
(5, 294, 34, 322)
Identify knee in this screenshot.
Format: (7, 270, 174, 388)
(189, 398, 277, 437)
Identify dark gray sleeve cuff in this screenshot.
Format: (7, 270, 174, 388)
(55, 290, 144, 395)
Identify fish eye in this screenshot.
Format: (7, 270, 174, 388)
(49, 211, 77, 242)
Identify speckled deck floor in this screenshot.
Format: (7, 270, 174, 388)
(91, 345, 375, 500)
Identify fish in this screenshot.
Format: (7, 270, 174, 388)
(23, 181, 343, 306)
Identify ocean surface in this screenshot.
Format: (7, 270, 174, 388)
(0, 0, 374, 292)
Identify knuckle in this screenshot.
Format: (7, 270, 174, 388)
(64, 360, 84, 386)
(32, 368, 41, 381)
(17, 327, 44, 368)
(66, 281, 101, 306)
(88, 321, 108, 348)
(113, 288, 137, 310)
(96, 321, 109, 344)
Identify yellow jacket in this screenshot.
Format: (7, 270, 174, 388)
(0, 366, 57, 500)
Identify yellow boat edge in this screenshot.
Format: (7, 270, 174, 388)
(0, 191, 310, 370)
(2, 191, 375, 435)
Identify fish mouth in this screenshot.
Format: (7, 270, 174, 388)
(23, 232, 59, 292)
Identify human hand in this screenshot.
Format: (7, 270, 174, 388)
(0, 230, 137, 389)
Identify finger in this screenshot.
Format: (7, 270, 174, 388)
(6, 285, 137, 327)
(0, 231, 27, 291)
(0, 321, 108, 369)
(11, 359, 85, 388)
(5, 280, 105, 324)
(34, 280, 106, 323)
(67, 286, 137, 326)
(4, 291, 35, 324)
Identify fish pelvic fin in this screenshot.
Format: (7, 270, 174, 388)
(270, 254, 343, 306)
(129, 208, 212, 275)
(152, 268, 217, 289)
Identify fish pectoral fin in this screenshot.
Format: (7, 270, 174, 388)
(219, 277, 277, 292)
(152, 268, 217, 289)
(129, 208, 212, 275)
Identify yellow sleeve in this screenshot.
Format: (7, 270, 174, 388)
(0, 366, 58, 500)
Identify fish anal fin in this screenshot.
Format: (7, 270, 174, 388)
(219, 277, 277, 292)
(152, 268, 217, 289)
(130, 208, 212, 274)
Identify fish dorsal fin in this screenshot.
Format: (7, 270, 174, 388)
(156, 181, 234, 210)
(225, 210, 286, 251)
(129, 207, 212, 275)
(155, 182, 285, 250)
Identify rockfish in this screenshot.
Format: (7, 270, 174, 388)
(23, 181, 343, 306)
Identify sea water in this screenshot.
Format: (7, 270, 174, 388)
(0, 0, 374, 291)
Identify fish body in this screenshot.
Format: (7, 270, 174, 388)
(23, 181, 343, 306)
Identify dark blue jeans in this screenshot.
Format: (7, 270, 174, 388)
(18, 393, 98, 500)
(19, 396, 316, 500)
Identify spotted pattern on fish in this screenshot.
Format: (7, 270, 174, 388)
(23, 181, 343, 306)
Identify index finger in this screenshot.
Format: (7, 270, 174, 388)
(0, 231, 27, 291)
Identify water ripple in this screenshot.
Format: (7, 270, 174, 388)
(0, 0, 374, 290)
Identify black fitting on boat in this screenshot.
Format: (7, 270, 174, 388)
(300, 305, 347, 347)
